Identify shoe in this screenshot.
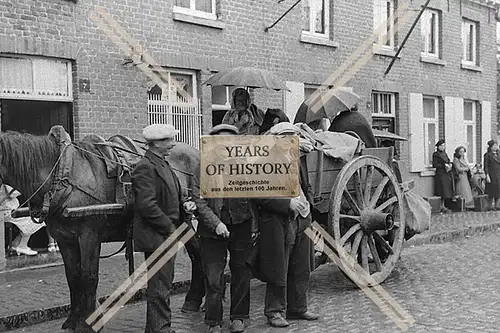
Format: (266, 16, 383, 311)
(12, 246, 38, 256)
(229, 319, 245, 333)
(267, 313, 289, 327)
(48, 243, 57, 253)
(208, 325, 222, 333)
(286, 311, 320, 321)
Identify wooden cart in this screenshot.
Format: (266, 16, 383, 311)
(307, 144, 406, 287)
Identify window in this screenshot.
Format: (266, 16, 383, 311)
(373, 0, 396, 48)
(463, 100, 476, 163)
(462, 19, 478, 64)
(302, 0, 330, 38)
(0, 55, 72, 102)
(421, 9, 440, 57)
(147, 69, 202, 148)
(372, 91, 396, 117)
(422, 96, 439, 167)
(372, 92, 397, 146)
(211, 86, 235, 126)
(174, 0, 216, 20)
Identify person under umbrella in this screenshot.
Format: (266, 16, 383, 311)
(222, 88, 264, 135)
(432, 140, 453, 213)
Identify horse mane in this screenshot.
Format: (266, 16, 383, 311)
(0, 131, 107, 197)
(0, 131, 59, 195)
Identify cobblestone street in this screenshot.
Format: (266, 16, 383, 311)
(9, 231, 500, 333)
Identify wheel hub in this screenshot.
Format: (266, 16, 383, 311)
(360, 209, 394, 232)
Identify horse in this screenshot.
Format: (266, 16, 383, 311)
(0, 127, 197, 332)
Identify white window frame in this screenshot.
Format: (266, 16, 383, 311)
(463, 100, 476, 164)
(0, 54, 73, 102)
(302, 0, 330, 39)
(373, 0, 395, 49)
(462, 19, 478, 65)
(371, 91, 396, 117)
(423, 96, 439, 168)
(173, 0, 217, 20)
(421, 9, 440, 58)
(211, 86, 233, 111)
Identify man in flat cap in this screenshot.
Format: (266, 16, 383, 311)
(132, 124, 192, 333)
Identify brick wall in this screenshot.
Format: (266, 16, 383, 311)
(0, 0, 498, 196)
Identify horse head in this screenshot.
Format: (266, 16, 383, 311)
(0, 130, 60, 208)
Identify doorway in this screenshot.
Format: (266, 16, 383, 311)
(1, 99, 74, 137)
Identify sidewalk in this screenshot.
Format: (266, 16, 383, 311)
(1, 210, 500, 332)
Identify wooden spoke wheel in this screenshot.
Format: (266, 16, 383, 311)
(328, 155, 405, 287)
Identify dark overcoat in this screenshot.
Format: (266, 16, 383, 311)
(132, 150, 184, 253)
(484, 151, 500, 198)
(252, 155, 314, 286)
(432, 150, 453, 200)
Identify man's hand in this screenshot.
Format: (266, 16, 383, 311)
(290, 198, 307, 214)
(486, 175, 491, 183)
(215, 223, 230, 238)
(183, 200, 196, 214)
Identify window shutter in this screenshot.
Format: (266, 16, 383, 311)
(454, 97, 466, 149)
(444, 96, 458, 153)
(481, 100, 492, 155)
(409, 93, 424, 172)
(284, 81, 305, 123)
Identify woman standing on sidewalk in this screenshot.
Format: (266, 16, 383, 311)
(453, 146, 474, 210)
(432, 140, 453, 213)
(484, 140, 500, 210)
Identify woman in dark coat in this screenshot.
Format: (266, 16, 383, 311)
(432, 139, 453, 213)
(483, 140, 500, 210)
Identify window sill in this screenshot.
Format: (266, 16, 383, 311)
(172, 11, 225, 30)
(372, 44, 399, 58)
(420, 54, 446, 66)
(419, 169, 436, 177)
(460, 61, 482, 72)
(300, 33, 339, 48)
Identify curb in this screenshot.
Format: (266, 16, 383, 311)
(0, 273, 231, 332)
(404, 221, 500, 248)
(2, 221, 500, 332)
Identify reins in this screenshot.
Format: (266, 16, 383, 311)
(13, 148, 66, 212)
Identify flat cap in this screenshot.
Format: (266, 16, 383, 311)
(268, 122, 300, 135)
(143, 124, 179, 141)
(209, 124, 239, 135)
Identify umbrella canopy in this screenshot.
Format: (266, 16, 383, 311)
(294, 88, 362, 124)
(202, 66, 290, 91)
(372, 129, 407, 141)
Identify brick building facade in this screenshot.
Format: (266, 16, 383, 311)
(0, 0, 499, 197)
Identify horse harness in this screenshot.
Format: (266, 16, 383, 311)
(28, 135, 139, 224)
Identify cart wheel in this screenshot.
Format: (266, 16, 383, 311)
(328, 155, 405, 287)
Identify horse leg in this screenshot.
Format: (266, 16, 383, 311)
(75, 229, 102, 333)
(58, 240, 82, 331)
